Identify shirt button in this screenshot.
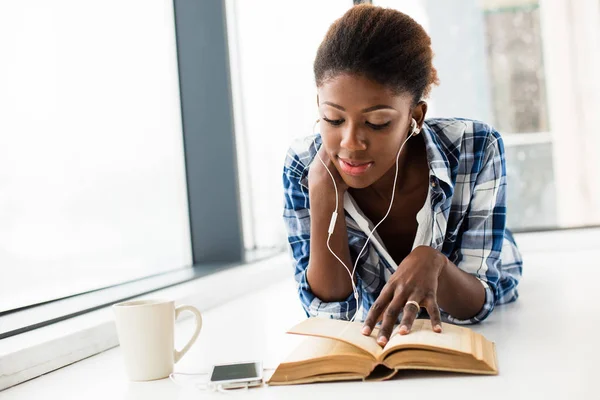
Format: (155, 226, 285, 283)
(431, 181, 437, 188)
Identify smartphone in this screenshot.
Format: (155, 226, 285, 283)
(209, 361, 263, 389)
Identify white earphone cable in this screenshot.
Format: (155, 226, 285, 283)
(312, 119, 419, 322)
(313, 146, 359, 309)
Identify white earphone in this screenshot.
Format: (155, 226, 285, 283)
(312, 117, 421, 321)
(410, 117, 420, 136)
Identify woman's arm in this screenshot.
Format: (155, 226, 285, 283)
(306, 184, 355, 302)
(436, 252, 486, 320)
(283, 142, 359, 319)
(362, 128, 513, 345)
(305, 146, 355, 302)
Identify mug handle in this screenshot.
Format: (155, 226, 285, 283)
(174, 305, 203, 364)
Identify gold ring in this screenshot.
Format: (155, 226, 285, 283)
(405, 300, 420, 311)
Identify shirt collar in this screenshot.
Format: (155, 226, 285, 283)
(421, 121, 455, 198)
(299, 135, 320, 189)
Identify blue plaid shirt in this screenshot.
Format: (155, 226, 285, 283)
(282, 118, 523, 324)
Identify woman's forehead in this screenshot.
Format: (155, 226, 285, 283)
(317, 73, 413, 110)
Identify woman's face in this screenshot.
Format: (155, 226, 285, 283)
(317, 73, 419, 189)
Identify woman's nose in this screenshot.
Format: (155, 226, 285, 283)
(340, 124, 367, 151)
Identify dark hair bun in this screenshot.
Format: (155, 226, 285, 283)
(314, 4, 439, 105)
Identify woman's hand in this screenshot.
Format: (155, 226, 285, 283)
(361, 246, 448, 346)
(308, 145, 348, 194)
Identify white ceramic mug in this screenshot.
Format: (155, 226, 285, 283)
(113, 299, 202, 381)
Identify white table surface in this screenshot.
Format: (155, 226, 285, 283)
(2, 231, 599, 399)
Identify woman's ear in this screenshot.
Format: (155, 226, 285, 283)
(412, 101, 428, 128)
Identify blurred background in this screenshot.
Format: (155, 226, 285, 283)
(229, 0, 600, 249)
(1, 0, 599, 321)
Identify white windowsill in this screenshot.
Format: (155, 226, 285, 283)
(2, 229, 600, 399)
(0, 253, 290, 391)
(3, 227, 600, 392)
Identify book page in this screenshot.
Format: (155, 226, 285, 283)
(288, 318, 382, 359)
(284, 335, 373, 363)
(382, 320, 474, 359)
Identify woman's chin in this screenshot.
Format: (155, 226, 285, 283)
(343, 176, 374, 190)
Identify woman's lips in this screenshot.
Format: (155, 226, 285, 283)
(338, 158, 373, 176)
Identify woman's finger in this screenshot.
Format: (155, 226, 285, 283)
(398, 298, 421, 335)
(423, 295, 442, 333)
(361, 287, 393, 336)
(376, 294, 407, 346)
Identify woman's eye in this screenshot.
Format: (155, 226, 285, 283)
(366, 121, 391, 130)
(323, 116, 344, 126)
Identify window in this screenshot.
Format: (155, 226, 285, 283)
(484, 2, 549, 134)
(225, 0, 354, 251)
(0, 0, 243, 339)
(482, 1, 555, 230)
(0, 0, 191, 314)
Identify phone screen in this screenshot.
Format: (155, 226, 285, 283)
(210, 362, 261, 382)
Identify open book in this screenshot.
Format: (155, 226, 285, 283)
(267, 318, 497, 385)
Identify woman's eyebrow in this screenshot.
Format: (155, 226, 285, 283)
(322, 101, 345, 111)
(362, 105, 396, 113)
(321, 101, 395, 113)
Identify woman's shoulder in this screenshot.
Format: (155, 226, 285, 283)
(424, 117, 504, 155)
(284, 134, 321, 171)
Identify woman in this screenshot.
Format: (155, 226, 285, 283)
(282, 4, 522, 347)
